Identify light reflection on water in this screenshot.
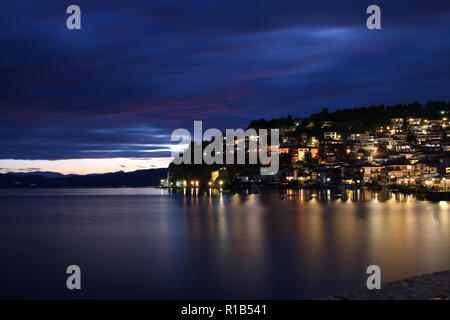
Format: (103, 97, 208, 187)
(0, 188, 449, 299)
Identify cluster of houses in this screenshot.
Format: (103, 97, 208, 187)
(228, 116, 450, 190)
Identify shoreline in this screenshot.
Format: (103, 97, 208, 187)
(165, 184, 450, 201)
(324, 269, 450, 300)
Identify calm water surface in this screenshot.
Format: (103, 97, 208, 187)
(1, 188, 450, 299)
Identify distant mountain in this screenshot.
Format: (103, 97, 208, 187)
(8, 171, 73, 178)
(0, 168, 168, 188)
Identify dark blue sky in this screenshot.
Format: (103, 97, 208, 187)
(1, 1, 449, 172)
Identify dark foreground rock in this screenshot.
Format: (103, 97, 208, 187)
(324, 270, 450, 300)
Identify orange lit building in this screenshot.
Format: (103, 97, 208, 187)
(298, 147, 319, 161)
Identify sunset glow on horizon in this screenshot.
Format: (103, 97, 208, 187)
(0, 158, 173, 175)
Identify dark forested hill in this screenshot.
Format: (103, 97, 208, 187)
(248, 100, 450, 136)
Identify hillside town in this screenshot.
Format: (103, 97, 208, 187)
(266, 116, 450, 189)
(166, 102, 450, 194)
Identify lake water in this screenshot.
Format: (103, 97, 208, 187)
(1, 188, 450, 299)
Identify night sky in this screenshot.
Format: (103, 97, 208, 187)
(1, 1, 449, 174)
